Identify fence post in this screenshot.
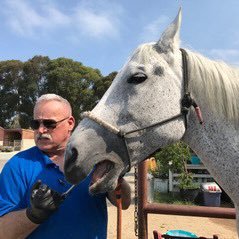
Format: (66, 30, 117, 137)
(138, 160, 148, 239)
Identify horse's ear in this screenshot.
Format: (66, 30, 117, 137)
(157, 8, 182, 52)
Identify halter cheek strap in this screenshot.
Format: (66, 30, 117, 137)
(180, 48, 204, 127)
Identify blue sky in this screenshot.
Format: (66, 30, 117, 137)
(0, 0, 239, 76)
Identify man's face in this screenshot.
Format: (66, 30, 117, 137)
(33, 100, 75, 154)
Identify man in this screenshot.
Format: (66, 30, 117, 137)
(0, 94, 131, 239)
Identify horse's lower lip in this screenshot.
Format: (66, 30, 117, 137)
(89, 175, 113, 194)
(90, 160, 114, 185)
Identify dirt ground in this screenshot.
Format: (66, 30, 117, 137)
(107, 202, 238, 239)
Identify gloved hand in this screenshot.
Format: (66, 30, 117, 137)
(26, 180, 64, 224)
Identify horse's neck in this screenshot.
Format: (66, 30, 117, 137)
(184, 113, 239, 202)
(186, 119, 239, 163)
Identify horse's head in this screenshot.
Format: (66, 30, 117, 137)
(64, 9, 186, 194)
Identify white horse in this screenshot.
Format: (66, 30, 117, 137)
(64, 9, 239, 233)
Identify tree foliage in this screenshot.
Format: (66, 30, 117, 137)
(0, 56, 116, 128)
(0, 60, 23, 127)
(45, 58, 100, 121)
(93, 71, 117, 101)
(19, 56, 50, 128)
(153, 142, 191, 178)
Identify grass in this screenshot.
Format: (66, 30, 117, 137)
(154, 191, 235, 208)
(153, 191, 197, 205)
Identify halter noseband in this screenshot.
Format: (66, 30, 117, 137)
(81, 49, 203, 174)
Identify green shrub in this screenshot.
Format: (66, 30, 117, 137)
(178, 172, 200, 190)
(2, 146, 14, 152)
(153, 141, 191, 179)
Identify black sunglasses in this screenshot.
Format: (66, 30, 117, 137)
(30, 117, 69, 130)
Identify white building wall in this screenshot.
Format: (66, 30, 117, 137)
(21, 139, 35, 150)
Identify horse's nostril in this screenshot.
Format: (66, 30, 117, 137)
(71, 147, 78, 163)
(64, 147, 78, 172)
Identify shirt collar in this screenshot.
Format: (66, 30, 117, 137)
(36, 147, 55, 166)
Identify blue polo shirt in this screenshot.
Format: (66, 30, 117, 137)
(0, 146, 107, 239)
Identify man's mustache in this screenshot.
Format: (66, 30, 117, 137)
(36, 134, 52, 140)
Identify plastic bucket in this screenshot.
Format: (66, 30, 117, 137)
(166, 230, 198, 238)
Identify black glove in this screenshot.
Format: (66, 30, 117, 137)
(26, 180, 64, 224)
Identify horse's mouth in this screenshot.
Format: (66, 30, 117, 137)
(89, 160, 115, 192)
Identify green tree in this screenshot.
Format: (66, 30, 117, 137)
(153, 142, 191, 178)
(0, 56, 116, 129)
(0, 60, 23, 128)
(93, 71, 117, 103)
(18, 56, 50, 128)
(45, 57, 104, 122)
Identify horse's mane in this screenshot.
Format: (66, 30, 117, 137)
(131, 43, 239, 127)
(187, 50, 239, 127)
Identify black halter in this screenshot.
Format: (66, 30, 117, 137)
(81, 48, 201, 174)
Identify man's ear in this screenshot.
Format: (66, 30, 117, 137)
(68, 116, 75, 131)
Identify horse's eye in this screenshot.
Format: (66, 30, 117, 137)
(127, 73, 147, 84)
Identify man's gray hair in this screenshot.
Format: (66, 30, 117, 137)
(35, 94, 72, 115)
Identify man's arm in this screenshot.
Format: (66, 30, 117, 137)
(0, 210, 38, 239)
(0, 158, 38, 238)
(107, 178, 131, 210)
(0, 181, 64, 239)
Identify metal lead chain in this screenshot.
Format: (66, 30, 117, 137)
(134, 165, 139, 237)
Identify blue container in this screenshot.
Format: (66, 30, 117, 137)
(191, 156, 201, 164)
(201, 182, 222, 207)
(166, 230, 198, 238)
(203, 191, 221, 207)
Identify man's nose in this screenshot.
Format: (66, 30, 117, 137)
(38, 123, 48, 133)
